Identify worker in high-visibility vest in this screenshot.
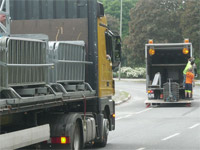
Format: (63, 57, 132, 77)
(185, 68, 194, 99)
(183, 58, 194, 88)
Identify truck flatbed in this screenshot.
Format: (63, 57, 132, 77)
(0, 95, 97, 115)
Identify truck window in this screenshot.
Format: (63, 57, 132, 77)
(105, 31, 113, 59)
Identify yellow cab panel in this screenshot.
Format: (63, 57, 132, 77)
(97, 16, 114, 98)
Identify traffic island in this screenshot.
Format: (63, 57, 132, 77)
(112, 90, 131, 105)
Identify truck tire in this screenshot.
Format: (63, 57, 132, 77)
(71, 122, 82, 150)
(101, 118, 109, 147)
(95, 118, 109, 147)
(57, 121, 82, 150)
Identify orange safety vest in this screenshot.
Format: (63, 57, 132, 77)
(185, 72, 194, 84)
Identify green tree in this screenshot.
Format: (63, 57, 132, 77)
(99, 0, 138, 38)
(179, 0, 200, 63)
(124, 0, 199, 67)
(106, 14, 120, 34)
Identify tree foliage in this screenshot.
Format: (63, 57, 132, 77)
(179, 0, 200, 59)
(124, 0, 200, 67)
(99, 0, 138, 38)
(106, 14, 120, 34)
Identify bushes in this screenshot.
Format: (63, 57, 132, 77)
(113, 67, 146, 78)
(195, 58, 200, 79)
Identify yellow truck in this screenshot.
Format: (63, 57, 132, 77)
(0, 0, 121, 149)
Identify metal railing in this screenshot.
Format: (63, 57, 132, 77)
(0, 37, 53, 89)
(48, 41, 92, 84)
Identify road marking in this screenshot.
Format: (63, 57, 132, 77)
(136, 148, 146, 150)
(135, 108, 153, 114)
(116, 114, 133, 120)
(189, 123, 200, 129)
(116, 117, 123, 120)
(125, 114, 132, 118)
(162, 133, 180, 141)
(116, 108, 153, 120)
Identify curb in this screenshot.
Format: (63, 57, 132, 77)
(115, 94, 131, 105)
(115, 78, 200, 84)
(114, 78, 146, 82)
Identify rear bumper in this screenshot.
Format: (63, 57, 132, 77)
(145, 99, 192, 104)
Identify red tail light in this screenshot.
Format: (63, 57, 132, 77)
(160, 94, 163, 99)
(148, 90, 154, 94)
(51, 137, 70, 144)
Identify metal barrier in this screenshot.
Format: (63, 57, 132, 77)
(49, 41, 92, 84)
(0, 36, 53, 89)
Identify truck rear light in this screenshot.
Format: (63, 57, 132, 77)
(51, 137, 70, 144)
(149, 39, 153, 44)
(149, 49, 155, 56)
(160, 94, 163, 99)
(148, 90, 154, 94)
(112, 113, 116, 118)
(182, 48, 189, 54)
(61, 137, 68, 144)
(184, 38, 189, 43)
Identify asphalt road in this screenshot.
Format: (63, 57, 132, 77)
(94, 80, 200, 150)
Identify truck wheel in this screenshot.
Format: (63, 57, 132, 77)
(95, 118, 109, 147)
(63, 122, 82, 150)
(72, 122, 82, 150)
(102, 119, 109, 147)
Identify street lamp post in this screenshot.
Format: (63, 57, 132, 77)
(118, 0, 122, 80)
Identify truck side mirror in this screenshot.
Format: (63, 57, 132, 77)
(97, 2, 104, 17)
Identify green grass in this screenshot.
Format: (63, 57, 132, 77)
(112, 90, 129, 102)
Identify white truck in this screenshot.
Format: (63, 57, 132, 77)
(145, 39, 194, 107)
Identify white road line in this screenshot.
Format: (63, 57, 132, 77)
(189, 123, 200, 129)
(125, 114, 132, 118)
(116, 108, 153, 120)
(116, 114, 132, 120)
(116, 117, 123, 120)
(162, 133, 180, 141)
(135, 108, 153, 114)
(136, 147, 146, 150)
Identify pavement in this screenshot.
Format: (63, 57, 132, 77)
(112, 78, 146, 105)
(113, 78, 200, 105)
(108, 80, 200, 150)
(194, 79, 200, 86)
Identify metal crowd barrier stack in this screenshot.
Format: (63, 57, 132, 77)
(0, 37, 52, 90)
(49, 41, 92, 84)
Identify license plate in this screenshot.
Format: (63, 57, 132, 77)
(148, 94, 154, 99)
